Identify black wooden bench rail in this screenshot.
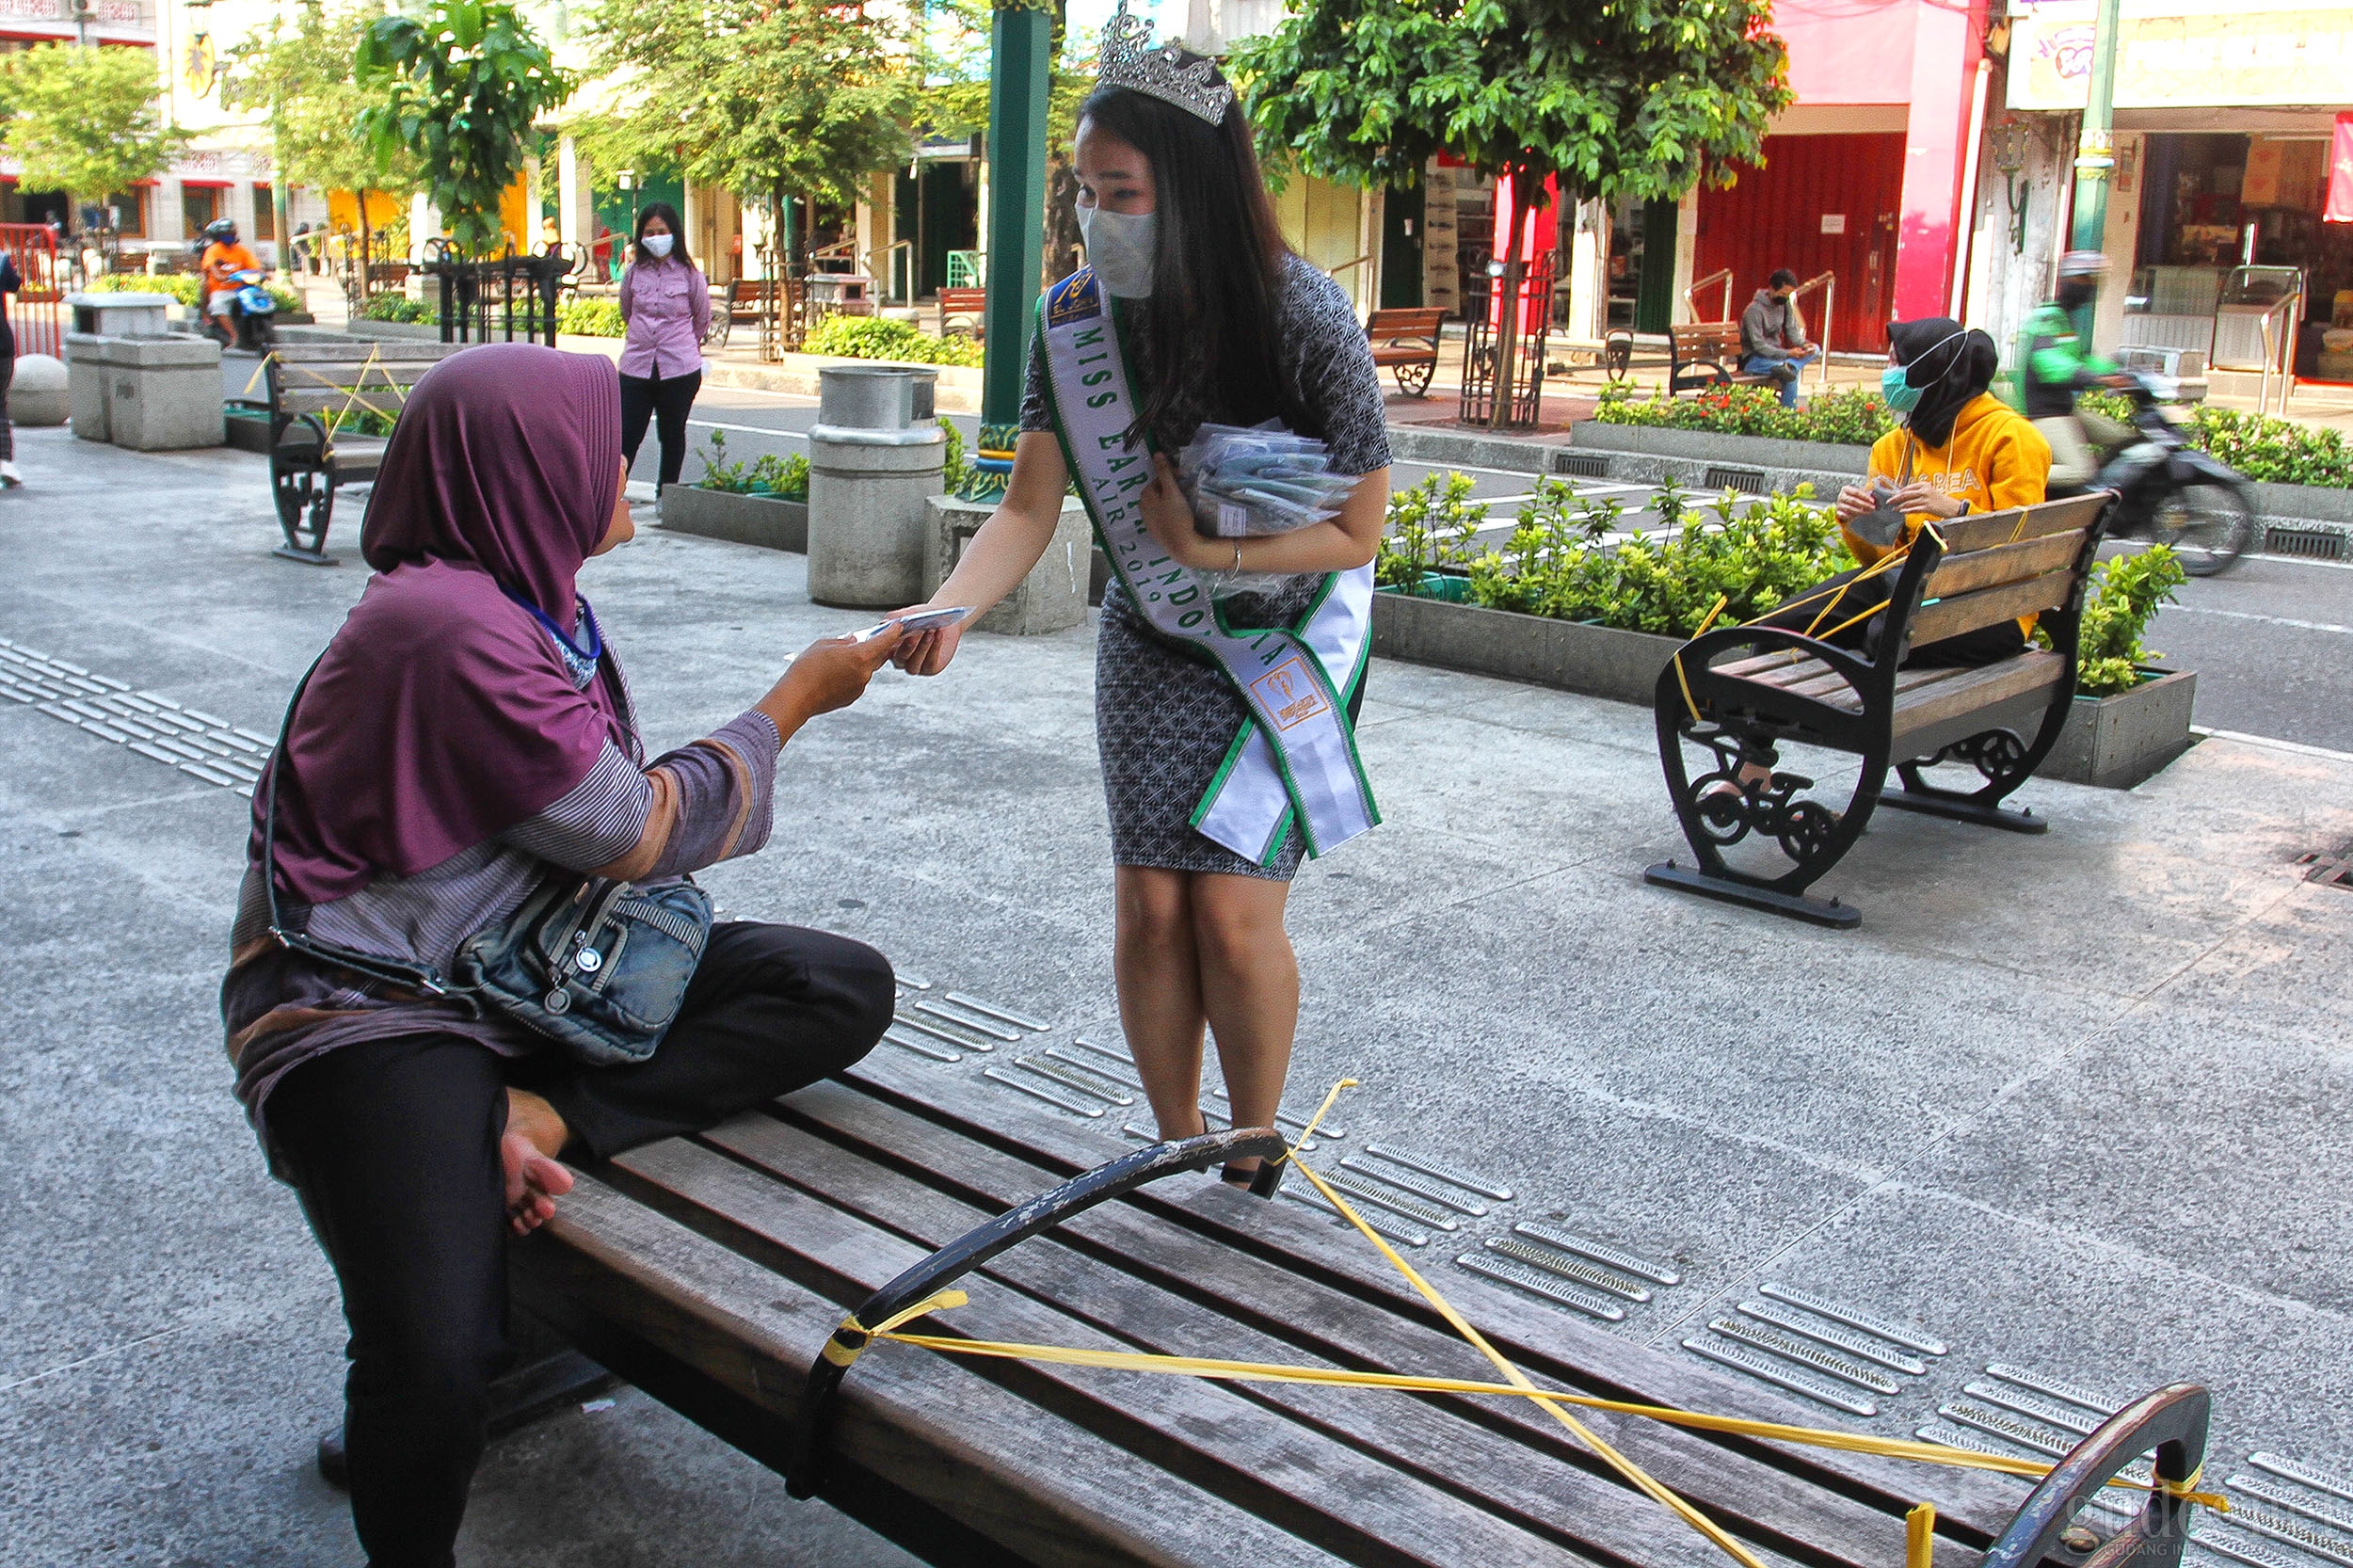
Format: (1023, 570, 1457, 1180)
(506, 1046, 2205, 1568)
(1646, 491, 2115, 927)
(256, 342, 465, 564)
(1670, 322, 1780, 396)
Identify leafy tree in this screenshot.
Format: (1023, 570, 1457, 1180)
(581, 0, 914, 268)
(357, 0, 572, 256)
(224, 3, 421, 265)
(0, 42, 187, 213)
(1235, 0, 1793, 426)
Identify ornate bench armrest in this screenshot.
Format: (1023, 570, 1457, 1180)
(1984, 1383, 2210, 1568)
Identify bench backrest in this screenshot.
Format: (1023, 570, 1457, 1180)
(1366, 308, 1444, 341)
(938, 286, 986, 315)
(264, 342, 466, 423)
(1900, 492, 2110, 648)
(1672, 322, 1742, 359)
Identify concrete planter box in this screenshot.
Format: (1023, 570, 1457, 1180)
(658, 485, 808, 552)
(1568, 422, 1875, 474)
(1371, 589, 1682, 705)
(925, 493, 1090, 634)
(705, 354, 984, 413)
(2039, 668, 2196, 790)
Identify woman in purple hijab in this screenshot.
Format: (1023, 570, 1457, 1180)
(223, 344, 903, 1568)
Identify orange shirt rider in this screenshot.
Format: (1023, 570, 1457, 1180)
(200, 239, 264, 314)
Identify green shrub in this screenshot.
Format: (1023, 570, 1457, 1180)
(88, 272, 299, 314)
(2063, 544, 2188, 697)
(801, 313, 984, 367)
(1464, 480, 1845, 635)
(556, 297, 625, 338)
(2181, 407, 2353, 488)
(1593, 381, 1895, 446)
(1375, 471, 1488, 588)
(357, 294, 438, 324)
(691, 429, 808, 499)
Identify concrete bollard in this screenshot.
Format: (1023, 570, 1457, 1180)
(806, 364, 946, 608)
(923, 493, 1092, 634)
(64, 333, 224, 451)
(11, 354, 69, 426)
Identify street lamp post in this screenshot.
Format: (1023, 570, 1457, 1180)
(968, 1, 1049, 501)
(2069, 0, 2122, 251)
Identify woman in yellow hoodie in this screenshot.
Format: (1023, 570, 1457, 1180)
(1763, 316, 2053, 665)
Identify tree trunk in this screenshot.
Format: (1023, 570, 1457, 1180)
(1487, 166, 1535, 431)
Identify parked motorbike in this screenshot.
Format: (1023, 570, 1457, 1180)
(2052, 373, 2257, 576)
(205, 268, 278, 353)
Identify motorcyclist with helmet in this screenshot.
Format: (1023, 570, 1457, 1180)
(2019, 249, 2139, 488)
(198, 217, 271, 349)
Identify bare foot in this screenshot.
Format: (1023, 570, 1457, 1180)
(502, 1089, 574, 1237)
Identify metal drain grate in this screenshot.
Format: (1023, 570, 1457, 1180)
(1555, 452, 1609, 478)
(2265, 525, 2348, 561)
(1703, 465, 1769, 495)
(0, 638, 271, 794)
(2296, 852, 2353, 889)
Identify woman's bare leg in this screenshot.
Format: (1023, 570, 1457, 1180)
(1114, 866, 1210, 1139)
(1190, 872, 1299, 1178)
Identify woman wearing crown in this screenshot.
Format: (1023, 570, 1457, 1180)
(894, 3, 1392, 1187)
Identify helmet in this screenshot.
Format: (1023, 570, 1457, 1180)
(2057, 249, 2108, 280)
(204, 217, 238, 242)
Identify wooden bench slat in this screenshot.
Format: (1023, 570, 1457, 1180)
(270, 343, 460, 362)
(1922, 530, 2086, 600)
(1887, 650, 2067, 740)
(276, 389, 417, 416)
(1931, 494, 2106, 555)
(521, 1176, 1350, 1568)
(1908, 571, 2073, 647)
(812, 1061, 2022, 1560)
(616, 1131, 1601, 1567)
(710, 1109, 1758, 1568)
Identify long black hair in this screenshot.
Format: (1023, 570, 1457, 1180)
(1889, 315, 1996, 449)
(632, 200, 693, 271)
(1078, 66, 1305, 443)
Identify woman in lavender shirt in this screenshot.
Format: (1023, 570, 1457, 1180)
(616, 200, 711, 493)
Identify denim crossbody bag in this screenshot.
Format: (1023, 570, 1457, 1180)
(259, 658, 712, 1067)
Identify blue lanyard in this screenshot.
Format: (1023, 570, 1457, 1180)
(502, 585, 602, 664)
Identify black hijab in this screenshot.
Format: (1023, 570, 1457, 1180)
(1888, 316, 1998, 449)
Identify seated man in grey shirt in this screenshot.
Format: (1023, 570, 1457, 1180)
(1741, 268, 1820, 408)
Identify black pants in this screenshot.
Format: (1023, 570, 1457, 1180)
(267, 922, 892, 1568)
(618, 369, 701, 490)
(1754, 565, 2027, 667)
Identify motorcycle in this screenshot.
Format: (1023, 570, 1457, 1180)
(205, 267, 278, 353)
(2052, 372, 2257, 576)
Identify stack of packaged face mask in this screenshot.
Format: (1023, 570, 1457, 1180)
(1178, 421, 1358, 540)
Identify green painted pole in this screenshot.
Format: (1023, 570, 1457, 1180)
(980, 4, 1050, 433)
(2069, 0, 2122, 251)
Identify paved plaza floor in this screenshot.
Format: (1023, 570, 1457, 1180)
(5, 424, 2351, 1565)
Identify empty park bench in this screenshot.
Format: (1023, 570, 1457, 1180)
(1646, 492, 2114, 927)
(1670, 322, 1780, 396)
(252, 341, 464, 564)
(506, 1034, 2208, 1565)
(938, 285, 989, 340)
(1366, 306, 1446, 397)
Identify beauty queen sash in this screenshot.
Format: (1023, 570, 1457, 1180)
(1037, 268, 1379, 864)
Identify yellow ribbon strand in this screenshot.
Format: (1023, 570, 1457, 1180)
(1906, 1501, 1937, 1568)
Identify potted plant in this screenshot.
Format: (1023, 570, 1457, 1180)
(2041, 544, 2197, 789)
(659, 429, 811, 552)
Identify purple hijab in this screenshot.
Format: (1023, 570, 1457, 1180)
(256, 344, 629, 904)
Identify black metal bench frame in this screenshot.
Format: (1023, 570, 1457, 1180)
(259, 345, 456, 565)
(1646, 493, 2115, 926)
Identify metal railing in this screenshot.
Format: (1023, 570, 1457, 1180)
(2217, 265, 2304, 417)
(1788, 269, 1836, 391)
(1684, 267, 1735, 324)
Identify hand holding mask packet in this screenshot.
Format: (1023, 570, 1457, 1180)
(1848, 476, 1910, 549)
(1178, 421, 1358, 540)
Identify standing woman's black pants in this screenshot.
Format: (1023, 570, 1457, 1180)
(267, 922, 893, 1568)
(618, 369, 702, 490)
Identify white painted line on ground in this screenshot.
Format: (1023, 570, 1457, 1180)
(2191, 728, 2353, 764)
(686, 419, 809, 440)
(2166, 604, 2353, 636)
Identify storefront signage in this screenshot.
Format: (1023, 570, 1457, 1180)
(1820, 213, 1846, 233)
(2008, 3, 2353, 111)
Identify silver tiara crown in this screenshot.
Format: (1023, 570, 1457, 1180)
(1096, 0, 1234, 126)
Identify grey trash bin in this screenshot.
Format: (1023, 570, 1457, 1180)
(806, 364, 947, 609)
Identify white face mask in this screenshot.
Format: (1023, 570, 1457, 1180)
(641, 233, 674, 259)
(1078, 204, 1156, 298)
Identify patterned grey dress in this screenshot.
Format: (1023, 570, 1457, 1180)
(1021, 255, 1392, 879)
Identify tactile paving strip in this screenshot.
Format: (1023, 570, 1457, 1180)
(0, 638, 270, 795)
